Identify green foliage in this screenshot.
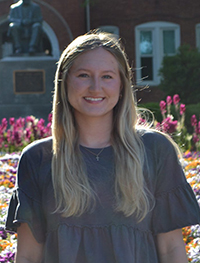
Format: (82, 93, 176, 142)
(139, 102, 200, 134)
(138, 102, 162, 122)
(138, 99, 200, 151)
(158, 44, 200, 104)
(185, 103, 200, 133)
(172, 126, 192, 152)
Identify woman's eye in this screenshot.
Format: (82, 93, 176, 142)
(78, 73, 89, 78)
(103, 75, 112, 79)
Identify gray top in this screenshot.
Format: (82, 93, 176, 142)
(6, 130, 200, 263)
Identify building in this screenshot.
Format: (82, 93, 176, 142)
(0, 0, 200, 103)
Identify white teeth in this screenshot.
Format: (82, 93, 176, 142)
(85, 97, 103, 101)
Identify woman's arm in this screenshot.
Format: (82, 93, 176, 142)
(156, 228, 188, 263)
(15, 223, 44, 263)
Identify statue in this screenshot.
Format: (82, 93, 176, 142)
(8, 0, 43, 54)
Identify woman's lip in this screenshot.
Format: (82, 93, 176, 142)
(84, 97, 104, 102)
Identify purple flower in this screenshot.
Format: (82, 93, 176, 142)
(9, 176, 16, 184)
(180, 104, 186, 115)
(173, 94, 180, 105)
(0, 228, 7, 239)
(0, 252, 15, 262)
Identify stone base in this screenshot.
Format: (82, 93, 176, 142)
(0, 56, 57, 122)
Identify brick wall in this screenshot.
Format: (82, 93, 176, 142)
(90, 0, 200, 64)
(1, 0, 200, 56)
(0, 0, 86, 52)
(1, 0, 199, 103)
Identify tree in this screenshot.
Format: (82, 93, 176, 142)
(158, 44, 200, 104)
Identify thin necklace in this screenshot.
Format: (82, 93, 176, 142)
(83, 147, 105, 161)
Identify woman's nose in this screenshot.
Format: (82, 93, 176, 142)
(89, 77, 101, 92)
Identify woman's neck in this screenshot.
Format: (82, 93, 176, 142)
(76, 116, 112, 148)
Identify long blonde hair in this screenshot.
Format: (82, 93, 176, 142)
(52, 31, 152, 221)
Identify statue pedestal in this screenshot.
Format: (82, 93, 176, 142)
(0, 56, 57, 121)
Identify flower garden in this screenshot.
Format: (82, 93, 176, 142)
(0, 95, 199, 262)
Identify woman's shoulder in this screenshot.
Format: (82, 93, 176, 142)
(137, 129, 177, 154)
(21, 136, 52, 164)
(138, 129, 170, 143)
(23, 136, 52, 151)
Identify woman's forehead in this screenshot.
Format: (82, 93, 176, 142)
(69, 48, 119, 72)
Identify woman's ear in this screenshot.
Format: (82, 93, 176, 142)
(119, 85, 123, 98)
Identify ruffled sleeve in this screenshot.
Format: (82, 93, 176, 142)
(145, 132, 200, 234)
(152, 182, 200, 234)
(5, 142, 48, 243)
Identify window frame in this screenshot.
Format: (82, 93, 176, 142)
(135, 21, 180, 86)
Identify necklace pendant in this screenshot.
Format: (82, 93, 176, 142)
(96, 156, 100, 161)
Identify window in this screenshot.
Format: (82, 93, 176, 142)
(135, 22, 180, 85)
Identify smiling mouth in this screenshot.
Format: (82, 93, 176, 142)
(84, 97, 104, 102)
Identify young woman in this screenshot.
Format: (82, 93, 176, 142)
(6, 31, 200, 263)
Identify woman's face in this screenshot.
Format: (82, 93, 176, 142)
(66, 48, 121, 122)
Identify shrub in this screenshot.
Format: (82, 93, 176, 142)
(139, 102, 200, 135)
(158, 44, 200, 104)
(138, 95, 195, 151)
(185, 104, 200, 134)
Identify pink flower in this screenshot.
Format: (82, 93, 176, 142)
(1, 118, 8, 131)
(180, 104, 186, 115)
(25, 128, 31, 141)
(166, 96, 172, 105)
(37, 118, 45, 128)
(195, 121, 200, 135)
(138, 118, 146, 125)
(162, 117, 178, 134)
(44, 123, 52, 136)
(9, 118, 15, 126)
(6, 129, 12, 143)
(193, 134, 199, 143)
(13, 130, 22, 146)
(159, 100, 166, 114)
(47, 122, 51, 129)
(191, 115, 197, 127)
(16, 117, 25, 128)
(173, 94, 180, 105)
(26, 116, 35, 124)
(48, 113, 52, 123)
